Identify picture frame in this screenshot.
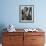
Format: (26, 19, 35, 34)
(19, 5, 34, 23)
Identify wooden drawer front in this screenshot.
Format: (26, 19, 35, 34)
(32, 44, 44, 46)
(24, 36, 44, 46)
(3, 43, 16, 46)
(3, 32, 23, 36)
(3, 43, 23, 46)
(3, 36, 23, 44)
(24, 32, 44, 36)
(24, 36, 32, 46)
(32, 36, 45, 44)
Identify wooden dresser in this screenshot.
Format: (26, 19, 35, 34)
(2, 29, 45, 46)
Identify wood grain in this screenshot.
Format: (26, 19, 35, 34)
(2, 30, 45, 46)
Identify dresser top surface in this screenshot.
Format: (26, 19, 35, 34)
(3, 29, 45, 33)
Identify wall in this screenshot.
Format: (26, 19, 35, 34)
(0, 0, 46, 29)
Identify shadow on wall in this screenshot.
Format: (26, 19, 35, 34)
(0, 24, 7, 43)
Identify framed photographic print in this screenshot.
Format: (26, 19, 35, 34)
(19, 5, 34, 23)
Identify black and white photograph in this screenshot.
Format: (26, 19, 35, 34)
(19, 5, 34, 23)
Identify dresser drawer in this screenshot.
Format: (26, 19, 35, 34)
(32, 44, 44, 46)
(24, 32, 44, 36)
(3, 43, 23, 46)
(3, 36, 23, 46)
(3, 44, 15, 46)
(3, 35, 23, 44)
(3, 32, 23, 36)
(32, 36, 45, 44)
